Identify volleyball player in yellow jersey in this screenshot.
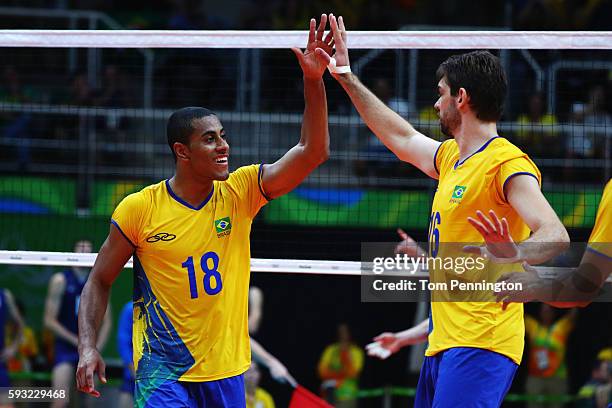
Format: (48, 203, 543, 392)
(494, 178, 611, 307)
(319, 15, 569, 407)
(75, 15, 333, 407)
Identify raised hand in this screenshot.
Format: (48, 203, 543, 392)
(464, 209, 523, 263)
(314, 14, 350, 73)
(291, 14, 334, 80)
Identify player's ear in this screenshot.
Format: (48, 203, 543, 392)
(173, 142, 190, 161)
(457, 87, 469, 108)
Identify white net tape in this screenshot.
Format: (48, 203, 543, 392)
(0, 250, 602, 281)
(0, 30, 611, 49)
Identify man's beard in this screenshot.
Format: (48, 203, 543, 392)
(439, 103, 461, 137)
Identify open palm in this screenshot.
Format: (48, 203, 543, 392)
(292, 14, 334, 79)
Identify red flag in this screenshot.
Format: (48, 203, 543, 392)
(289, 385, 334, 408)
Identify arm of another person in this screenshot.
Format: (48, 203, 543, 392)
(496, 253, 610, 309)
(250, 337, 296, 386)
(367, 319, 429, 359)
(43, 273, 79, 347)
(76, 225, 134, 397)
(1, 289, 25, 362)
(261, 16, 330, 199)
(315, 15, 440, 179)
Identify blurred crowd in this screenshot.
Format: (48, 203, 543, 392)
(0, 1, 610, 182)
(2, 0, 611, 30)
(0, 58, 610, 183)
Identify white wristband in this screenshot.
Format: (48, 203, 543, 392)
(327, 57, 351, 74)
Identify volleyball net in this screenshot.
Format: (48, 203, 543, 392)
(0, 28, 610, 407)
(0, 30, 610, 258)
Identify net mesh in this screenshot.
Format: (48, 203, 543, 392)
(0, 28, 610, 407)
(0, 41, 612, 260)
(0, 38, 609, 258)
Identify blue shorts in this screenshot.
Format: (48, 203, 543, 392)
(0, 364, 10, 387)
(415, 347, 518, 408)
(135, 374, 245, 408)
(121, 377, 135, 394)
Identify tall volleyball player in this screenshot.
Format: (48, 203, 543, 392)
(75, 15, 332, 407)
(318, 15, 569, 407)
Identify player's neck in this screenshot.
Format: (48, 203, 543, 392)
(454, 120, 498, 162)
(169, 170, 214, 208)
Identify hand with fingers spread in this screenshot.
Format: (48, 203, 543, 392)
(463, 209, 523, 263)
(291, 14, 334, 80)
(76, 346, 106, 398)
(313, 14, 350, 75)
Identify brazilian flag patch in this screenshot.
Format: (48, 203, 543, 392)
(215, 217, 232, 237)
(452, 185, 467, 200)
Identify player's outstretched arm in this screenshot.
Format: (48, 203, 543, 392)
(261, 15, 331, 199)
(367, 319, 429, 359)
(316, 14, 440, 179)
(495, 248, 610, 309)
(76, 225, 133, 397)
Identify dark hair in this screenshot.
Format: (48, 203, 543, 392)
(167, 107, 216, 160)
(436, 50, 507, 122)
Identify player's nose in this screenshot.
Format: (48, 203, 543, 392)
(216, 138, 229, 154)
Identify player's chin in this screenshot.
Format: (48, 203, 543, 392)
(214, 169, 230, 181)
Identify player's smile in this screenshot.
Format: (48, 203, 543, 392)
(215, 154, 229, 169)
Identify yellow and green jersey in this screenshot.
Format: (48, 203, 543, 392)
(112, 164, 268, 382)
(525, 313, 574, 378)
(427, 137, 541, 365)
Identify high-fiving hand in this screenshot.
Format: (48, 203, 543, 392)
(291, 14, 334, 80)
(313, 14, 350, 75)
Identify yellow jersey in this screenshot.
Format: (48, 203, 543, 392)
(246, 388, 275, 408)
(587, 179, 611, 258)
(427, 137, 541, 364)
(111, 164, 268, 382)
